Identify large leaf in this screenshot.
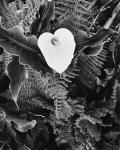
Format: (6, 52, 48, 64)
(0, 110, 31, 150)
(0, 19, 51, 73)
(30, 0, 54, 37)
(75, 28, 111, 53)
(6, 113, 36, 133)
(95, 0, 120, 27)
(11, 120, 36, 133)
(6, 56, 28, 105)
(0, 22, 39, 54)
(83, 43, 104, 56)
(0, 73, 10, 94)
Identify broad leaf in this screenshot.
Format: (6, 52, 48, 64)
(0, 110, 33, 150)
(83, 43, 104, 56)
(6, 56, 28, 104)
(75, 28, 112, 54)
(30, 0, 54, 37)
(0, 73, 10, 94)
(11, 120, 36, 133)
(0, 21, 39, 54)
(0, 19, 51, 73)
(95, 0, 120, 27)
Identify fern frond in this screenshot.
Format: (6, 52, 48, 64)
(76, 114, 102, 125)
(12, 68, 73, 119)
(55, 100, 74, 119)
(0, 90, 18, 112)
(16, 70, 54, 112)
(113, 82, 120, 124)
(30, 117, 49, 141)
(0, 49, 12, 82)
(20, 0, 43, 34)
(57, 38, 109, 90)
(70, 43, 109, 89)
(55, 120, 76, 146)
(51, 0, 112, 90)
(66, 97, 85, 115)
(18, 96, 54, 112)
(54, 0, 96, 34)
(75, 118, 101, 142)
(54, 0, 95, 27)
(0, 0, 20, 28)
(38, 72, 75, 120)
(105, 79, 118, 115)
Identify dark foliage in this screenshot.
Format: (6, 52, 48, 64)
(0, 0, 120, 150)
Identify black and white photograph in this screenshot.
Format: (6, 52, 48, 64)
(0, 0, 120, 149)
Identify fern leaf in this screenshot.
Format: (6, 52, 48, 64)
(54, 0, 95, 30)
(105, 79, 118, 115)
(0, 0, 20, 29)
(21, 0, 42, 34)
(70, 42, 109, 89)
(59, 31, 110, 89)
(17, 71, 54, 112)
(0, 49, 12, 74)
(75, 118, 101, 142)
(0, 90, 20, 112)
(43, 73, 73, 119)
(113, 83, 120, 124)
(54, 120, 76, 145)
(66, 97, 85, 114)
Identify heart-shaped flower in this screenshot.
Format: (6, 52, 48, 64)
(37, 28, 76, 74)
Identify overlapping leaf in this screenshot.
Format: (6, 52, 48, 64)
(6, 56, 28, 104)
(0, 19, 51, 72)
(0, 110, 31, 150)
(30, 0, 54, 37)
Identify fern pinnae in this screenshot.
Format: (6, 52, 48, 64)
(95, 50, 108, 60)
(58, 68, 80, 87)
(59, 76, 72, 83)
(56, 79, 69, 88)
(81, 62, 100, 78)
(90, 49, 108, 67)
(29, 72, 73, 120)
(94, 55, 107, 62)
(54, 0, 95, 31)
(62, 69, 78, 79)
(0, 0, 20, 29)
(26, 97, 54, 112)
(78, 0, 94, 6)
(75, 119, 101, 143)
(54, 120, 76, 145)
(54, 0, 74, 15)
(105, 79, 118, 114)
(90, 57, 104, 68)
(71, 55, 98, 89)
(69, 44, 108, 89)
(66, 97, 85, 114)
(0, 90, 19, 112)
(0, 50, 13, 72)
(20, 0, 42, 33)
(79, 55, 101, 76)
(17, 73, 55, 112)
